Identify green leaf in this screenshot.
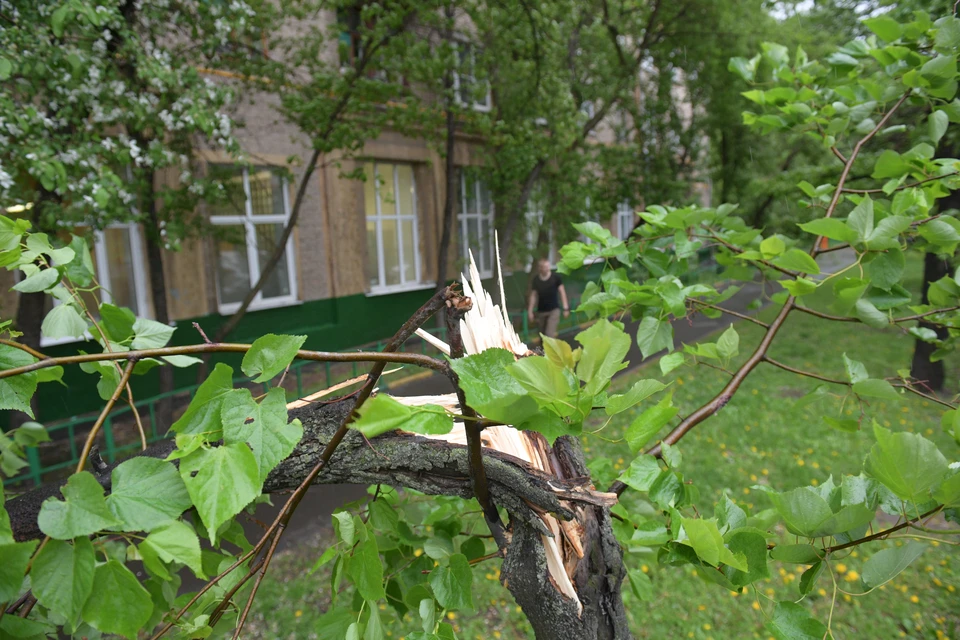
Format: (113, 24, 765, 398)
(625, 393, 677, 454)
(799, 561, 824, 596)
(934, 472, 960, 506)
(81, 560, 153, 639)
(781, 278, 818, 297)
(0, 540, 37, 602)
(429, 553, 473, 611)
(919, 219, 960, 246)
(865, 424, 949, 503)
(221, 387, 304, 482)
(450, 349, 539, 425)
(98, 304, 136, 343)
(0, 344, 38, 417)
(798, 219, 859, 243)
(659, 352, 684, 375)
(716, 493, 747, 532)
(766, 487, 833, 538)
(773, 250, 820, 275)
(627, 568, 653, 601)
(12, 268, 60, 293)
(309, 547, 339, 575)
(169, 363, 234, 438)
(767, 601, 827, 640)
(575, 319, 631, 395)
(620, 454, 660, 491)
(542, 334, 576, 370)
(864, 16, 902, 42)
(636, 317, 673, 359)
(180, 443, 261, 542)
(922, 55, 957, 81)
(364, 602, 385, 640)
(0, 58, 11, 81)
(724, 530, 770, 587)
(861, 542, 925, 589)
(605, 379, 666, 415)
(854, 299, 888, 329)
(771, 544, 822, 564)
(38, 472, 121, 539)
(873, 150, 909, 180)
(348, 534, 385, 601)
(848, 197, 874, 242)
(760, 236, 786, 258)
(842, 353, 869, 384)
(716, 325, 739, 360)
(352, 394, 453, 439)
(936, 16, 960, 52)
(866, 249, 905, 290)
(130, 318, 175, 350)
(106, 457, 191, 532)
(41, 304, 87, 340)
(852, 378, 898, 400)
(929, 110, 950, 144)
(728, 55, 759, 82)
(241, 333, 307, 383)
(509, 356, 577, 406)
(140, 521, 204, 579)
(333, 511, 356, 546)
(679, 517, 746, 570)
(31, 537, 94, 627)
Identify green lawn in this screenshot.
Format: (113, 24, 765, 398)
(240, 300, 960, 640)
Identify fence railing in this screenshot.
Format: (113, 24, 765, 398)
(7, 248, 720, 488)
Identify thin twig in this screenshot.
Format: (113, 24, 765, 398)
(761, 356, 848, 385)
(192, 322, 213, 344)
(688, 299, 769, 328)
(125, 383, 147, 451)
(0, 339, 47, 360)
(231, 525, 283, 639)
(841, 171, 959, 194)
(76, 359, 137, 474)
(824, 507, 942, 553)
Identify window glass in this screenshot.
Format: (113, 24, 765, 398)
(457, 169, 496, 276)
(364, 162, 421, 291)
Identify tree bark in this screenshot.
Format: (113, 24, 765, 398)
(435, 4, 458, 296)
(5, 396, 628, 639)
(910, 251, 950, 391)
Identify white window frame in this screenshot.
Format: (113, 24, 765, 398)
(617, 201, 635, 240)
(209, 166, 299, 314)
(453, 43, 492, 112)
(365, 162, 425, 295)
(33, 223, 151, 347)
(458, 170, 495, 278)
(524, 192, 556, 272)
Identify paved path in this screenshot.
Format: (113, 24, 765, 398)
(243, 249, 858, 556)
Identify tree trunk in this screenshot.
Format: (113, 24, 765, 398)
(498, 160, 545, 262)
(5, 396, 629, 639)
(435, 4, 458, 297)
(140, 182, 176, 428)
(910, 251, 950, 391)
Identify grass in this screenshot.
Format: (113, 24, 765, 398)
(239, 278, 960, 639)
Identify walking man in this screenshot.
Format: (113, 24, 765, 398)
(527, 258, 570, 339)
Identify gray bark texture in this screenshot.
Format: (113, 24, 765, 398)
(6, 396, 631, 639)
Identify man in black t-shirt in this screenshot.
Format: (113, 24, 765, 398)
(527, 258, 570, 339)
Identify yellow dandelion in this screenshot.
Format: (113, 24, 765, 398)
(797, 459, 805, 466)
(765, 588, 775, 596)
(750, 474, 758, 481)
(677, 378, 684, 385)
(851, 551, 858, 558)
(925, 565, 934, 572)
(641, 565, 649, 574)
(743, 487, 751, 494)
(447, 612, 456, 620)
(811, 479, 819, 486)
(703, 624, 712, 631)
(295, 610, 303, 618)
(698, 604, 706, 611)
(948, 585, 955, 592)
(752, 601, 761, 611)
(845, 571, 860, 582)
(910, 595, 919, 604)
(818, 588, 827, 597)
(812, 462, 820, 469)
(752, 389, 758, 395)
(414, 549, 423, 557)
(934, 578, 943, 587)
(835, 563, 847, 574)
(762, 469, 769, 476)
(843, 594, 852, 602)
(751, 446, 758, 453)
(731, 591, 739, 597)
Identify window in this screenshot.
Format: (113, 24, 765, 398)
(337, 3, 395, 82)
(616, 201, 635, 240)
(458, 170, 495, 277)
(26, 223, 151, 347)
(525, 184, 556, 270)
(208, 165, 297, 313)
(454, 43, 491, 112)
(364, 162, 422, 292)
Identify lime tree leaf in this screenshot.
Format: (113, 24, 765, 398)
(766, 601, 827, 640)
(723, 530, 770, 588)
(0, 540, 37, 602)
(13, 422, 50, 447)
(130, 318, 175, 350)
(241, 333, 306, 383)
(864, 15, 901, 41)
(81, 560, 152, 639)
(180, 444, 261, 542)
(636, 317, 673, 359)
(508, 356, 577, 406)
(855, 298, 888, 328)
(12, 267, 60, 293)
(352, 394, 453, 439)
(864, 424, 949, 503)
(38, 472, 121, 539)
(98, 304, 136, 343)
(934, 472, 960, 506)
(717, 325, 739, 359)
(716, 493, 747, 532)
(848, 196, 874, 242)
(798, 219, 859, 243)
(679, 517, 747, 570)
(773, 249, 821, 275)
(861, 542, 925, 589)
(621, 455, 662, 492)
(781, 277, 817, 297)
(429, 553, 473, 611)
(866, 249, 905, 290)
(516, 410, 580, 445)
(41, 304, 87, 340)
(449, 349, 539, 424)
(770, 544, 822, 564)
(140, 521, 204, 579)
(221, 387, 304, 482)
(852, 378, 898, 400)
(106, 457, 191, 532)
(930, 109, 950, 144)
(842, 354, 868, 384)
(659, 352, 684, 375)
(31, 537, 94, 625)
(575, 319, 631, 395)
(605, 379, 666, 415)
(0, 344, 38, 417)
(348, 534, 385, 601)
(627, 568, 653, 601)
(625, 393, 677, 454)
(766, 487, 833, 538)
(542, 334, 577, 370)
(169, 363, 234, 438)
(760, 236, 786, 258)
